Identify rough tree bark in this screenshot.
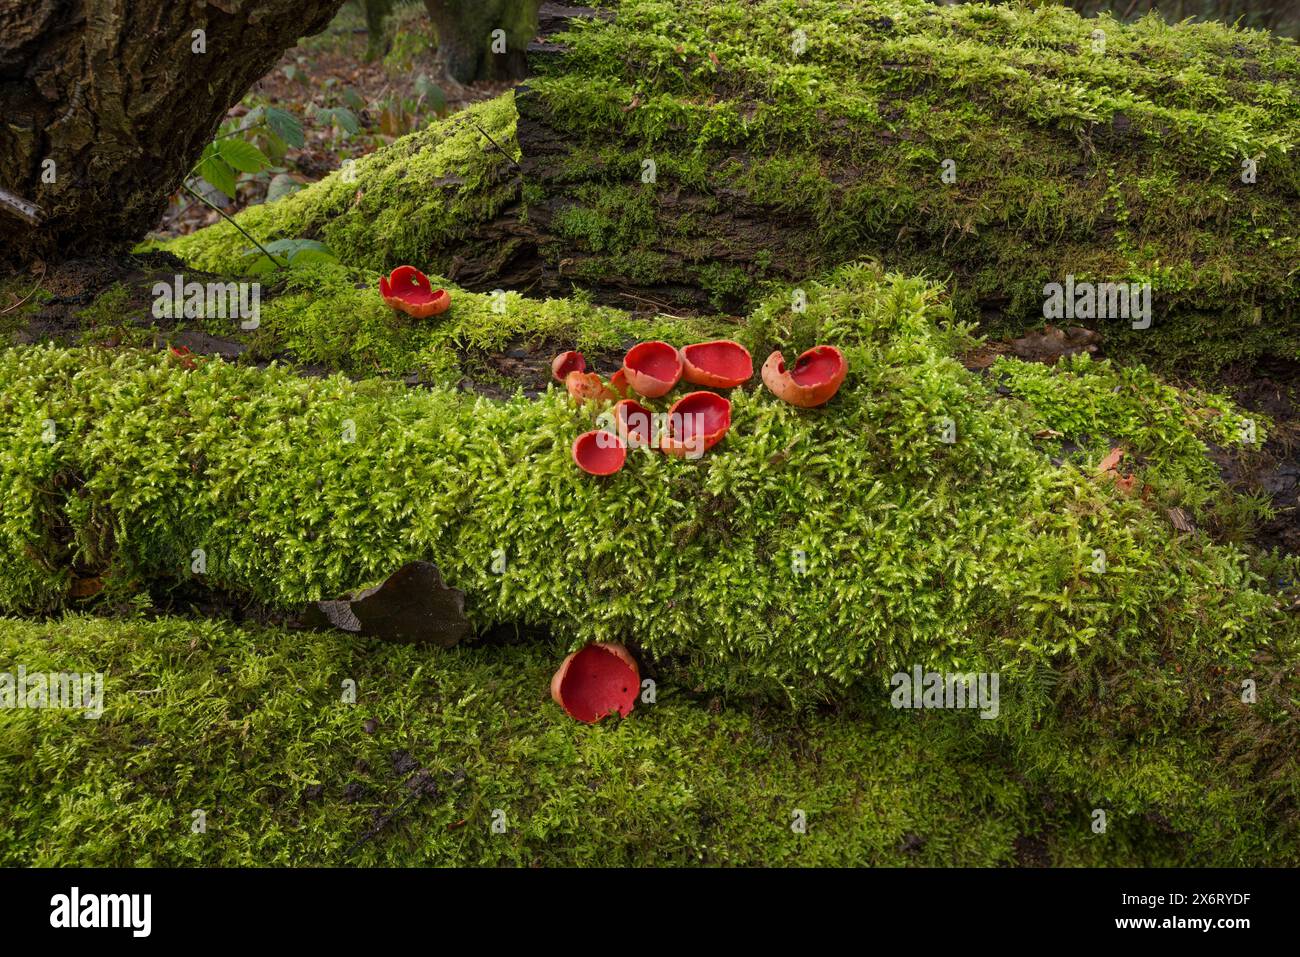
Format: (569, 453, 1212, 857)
(423, 0, 542, 82)
(0, 0, 345, 266)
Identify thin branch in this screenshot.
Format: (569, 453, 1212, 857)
(470, 120, 521, 170)
(181, 182, 286, 269)
(0, 260, 47, 316)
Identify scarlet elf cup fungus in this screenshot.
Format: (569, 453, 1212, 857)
(680, 340, 753, 389)
(761, 345, 847, 408)
(565, 370, 616, 405)
(613, 398, 654, 448)
(550, 642, 640, 723)
(571, 430, 627, 476)
(623, 340, 683, 398)
(378, 265, 451, 319)
(552, 350, 585, 381)
(660, 391, 732, 458)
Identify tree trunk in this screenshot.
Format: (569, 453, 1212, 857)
(0, 0, 345, 266)
(423, 0, 541, 83)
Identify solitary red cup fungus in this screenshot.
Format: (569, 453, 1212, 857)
(550, 642, 640, 723)
(565, 370, 616, 405)
(613, 398, 654, 448)
(680, 340, 753, 388)
(378, 265, 451, 319)
(609, 367, 631, 398)
(552, 350, 586, 381)
(571, 430, 626, 476)
(622, 340, 683, 398)
(761, 344, 847, 408)
(660, 390, 731, 459)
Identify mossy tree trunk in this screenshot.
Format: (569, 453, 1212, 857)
(423, 0, 543, 82)
(0, 0, 345, 266)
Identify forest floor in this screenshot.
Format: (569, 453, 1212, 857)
(151, 3, 511, 239)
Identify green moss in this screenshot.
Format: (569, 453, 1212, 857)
(164, 0, 1297, 371)
(158, 94, 521, 277)
(0, 612, 1290, 865)
(0, 264, 1287, 711)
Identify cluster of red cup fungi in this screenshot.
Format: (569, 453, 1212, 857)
(551, 338, 847, 721)
(560, 339, 847, 476)
(378, 265, 452, 319)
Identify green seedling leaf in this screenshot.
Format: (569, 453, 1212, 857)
(218, 139, 272, 174)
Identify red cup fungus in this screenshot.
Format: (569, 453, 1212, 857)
(680, 340, 753, 388)
(609, 367, 631, 398)
(571, 430, 627, 475)
(565, 370, 616, 405)
(660, 390, 732, 458)
(613, 398, 655, 448)
(761, 344, 847, 407)
(552, 350, 586, 382)
(378, 265, 451, 319)
(623, 340, 683, 398)
(550, 642, 640, 723)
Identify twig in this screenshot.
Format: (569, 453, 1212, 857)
(616, 291, 688, 318)
(0, 260, 47, 316)
(181, 182, 286, 269)
(470, 120, 521, 170)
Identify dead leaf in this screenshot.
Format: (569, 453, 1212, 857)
(301, 560, 471, 648)
(1097, 446, 1125, 474)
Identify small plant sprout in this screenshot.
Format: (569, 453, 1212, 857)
(761, 345, 847, 407)
(550, 643, 639, 723)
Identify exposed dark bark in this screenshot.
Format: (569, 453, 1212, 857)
(0, 0, 345, 266)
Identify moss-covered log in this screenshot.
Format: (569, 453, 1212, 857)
(0, 612, 1292, 865)
(162, 0, 1299, 370)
